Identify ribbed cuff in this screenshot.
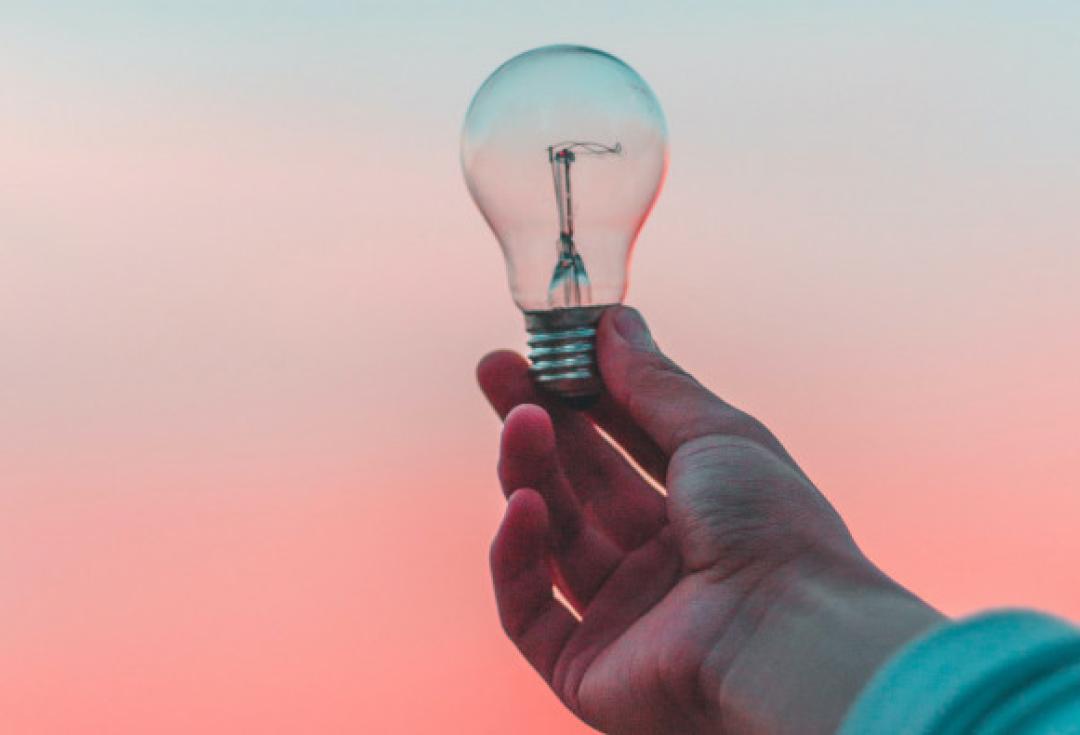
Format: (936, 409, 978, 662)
(839, 609, 1080, 735)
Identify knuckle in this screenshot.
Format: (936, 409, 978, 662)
(669, 435, 796, 503)
(736, 411, 780, 448)
(670, 433, 772, 475)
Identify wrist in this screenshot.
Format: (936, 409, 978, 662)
(701, 553, 945, 734)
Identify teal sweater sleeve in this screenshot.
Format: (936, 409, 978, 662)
(839, 610, 1080, 734)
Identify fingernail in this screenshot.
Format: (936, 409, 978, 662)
(613, 307, 654, 350)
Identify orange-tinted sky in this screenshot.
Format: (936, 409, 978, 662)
(2, 3, 1079, 733)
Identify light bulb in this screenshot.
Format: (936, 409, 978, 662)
(461, 45, 668, 405)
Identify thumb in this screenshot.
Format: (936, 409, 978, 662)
(597, 307, 795, 466)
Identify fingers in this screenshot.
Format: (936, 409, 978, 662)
(498, 405, 624, 610)
(491, 489, 683, 717)
(596, 307, 804, 474)
(490, 488, 578, 683)
(552, 528, 683, 716)
(476, 349, 551, 418)
(478, 350, 666, 549)
(498, 405, 584, 548)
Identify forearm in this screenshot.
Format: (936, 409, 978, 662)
(702, 557, 945, 734)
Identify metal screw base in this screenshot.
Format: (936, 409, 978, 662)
(524, 305, 610, 407)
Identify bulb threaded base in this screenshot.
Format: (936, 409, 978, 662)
(524, 305, 610, 407)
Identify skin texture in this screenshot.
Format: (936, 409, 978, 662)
(479, 307, 945, 734)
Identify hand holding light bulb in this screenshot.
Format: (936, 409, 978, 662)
(476, 308, 943, 734)
(462, 45, 668, 405)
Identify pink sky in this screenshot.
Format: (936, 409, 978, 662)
(1, 4, 1079, 732)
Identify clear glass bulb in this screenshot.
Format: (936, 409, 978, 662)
(461, 45, 668, 404)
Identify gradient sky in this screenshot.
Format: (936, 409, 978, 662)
(2, 2, 1079, 732)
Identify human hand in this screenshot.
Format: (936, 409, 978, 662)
(478, 307, 944, 734)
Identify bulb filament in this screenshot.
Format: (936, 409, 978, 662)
(546, 141, 622, 308)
